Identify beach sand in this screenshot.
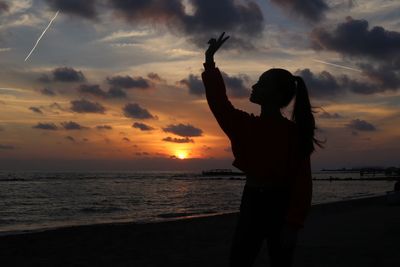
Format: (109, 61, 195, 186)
(1, 195, 399, 266)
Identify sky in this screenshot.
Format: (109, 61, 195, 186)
(0, 0, 399, 171)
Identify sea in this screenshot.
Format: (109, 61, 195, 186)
(0, 171, 396, 235)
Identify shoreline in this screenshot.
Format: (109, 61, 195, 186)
(0, 193, 389, 237)
(1, 194, 398, 266)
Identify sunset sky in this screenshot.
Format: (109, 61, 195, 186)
(0, 0, 399, 171)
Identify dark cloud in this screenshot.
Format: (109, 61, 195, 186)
(319, 111, 343, 119)
(180, 72, 249, 98)
(107, 75, 150, 89)
(311, 17, 400, 61)
(96, 125, 113, 130)
(147, 72, 163, 82)
(0, 1, 8, 14)
(45, 0, 97, 19)
(29, 107, 43, 114)
(345, 119, 376, 131)
(357, 63, 400, 91)
(123, 103, 155, 119)
(65, 136, 76, 142)
(108, 0, 264, 48)
(70, 99, 106, 113)
(78, 84, 107, 97)
(61, 121, 88, 130)
(296, 69, 342, 98)
(0, 144, 14, 150)
(122, 137, 131, 142)
(296, 69, 390, 98)
(221, 72, 250, 98)
(270, 0, 329, 22)
(162, 136, 194, 143)
(339, 74, 377, 95)
(132, 122, 155, 131)
(78, 84, 128, 99)
(163, 123, 203, 137)
(33, 122, 58, 130)
(107, 87, 127, 98)
(42, 0, 265, 49)
(40, 88, 56, 96)
(179, 74, 204, 96)
(52, 67, 86, 82)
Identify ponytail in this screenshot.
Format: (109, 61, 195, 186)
(291, 76, 323, 157)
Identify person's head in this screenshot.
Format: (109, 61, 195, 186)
(251, 68, 323, 157)
(250, 68, 296, 108)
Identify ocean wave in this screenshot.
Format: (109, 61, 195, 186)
(79, 206, 128, 214)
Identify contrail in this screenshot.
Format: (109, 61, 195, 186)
(313, 59, 362, 72)
(25, 10, 59, 62)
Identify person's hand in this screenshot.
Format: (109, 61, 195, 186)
(205, 32, 230, 63)
(280, 224, 299, 248)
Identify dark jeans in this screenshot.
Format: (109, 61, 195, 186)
(229, 185, 295, 267)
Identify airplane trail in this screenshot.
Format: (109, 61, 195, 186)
(312, 59, 362, 72)
(25, 10, 59, 62)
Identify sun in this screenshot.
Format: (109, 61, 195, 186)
(176, 151, 188, 160)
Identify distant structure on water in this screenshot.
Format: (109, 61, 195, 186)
(202, 169, 244, 176)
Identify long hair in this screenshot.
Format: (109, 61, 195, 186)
(291, 76, 324, 157)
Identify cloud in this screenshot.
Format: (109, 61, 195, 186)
(180, 72, 249, 98)
(297, 67, 383, 96)
(70, 99, 106, 113)
(105, 0, 265, 48)
(52, 67, 86, 82)
(29, 106, 43, 114)
(61, 121, 88, 130)
(162, 136, 194, 143)
(311, 17, 400, 61)
(78, 84, 107, 97)
(45, 0, 97, 19)
(41, 0, 265, 49)
(107, 87, 127, 98)
(65, 136, 76, 142)
(319, 111, 343, 119)
(0, 1, 9, 14)
(270, 0, 329, 22)
(221, 72, 250, 98)
(179, 74, 204, 96)
(357, 63, 400, 92)
(132, 122, 155, 131)
(107, 75, 150, 89)
(345, 119, 376, 131)
(78, 84, 128, 99)
(123, 103, 155, 119)
(40, 88, 56, 96)
(0, 144, 14, 150)
(96, 125, 113, 130)
(33, 122, 58, 130)
(296, 69, 342, 98)
(163, 123, 203, 137)
(147, 72, 163, 82)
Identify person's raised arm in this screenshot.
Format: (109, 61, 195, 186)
(202, 33, 249, 137)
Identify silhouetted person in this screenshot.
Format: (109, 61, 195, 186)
(395, 181, 400, 192)
(202, 33, 322, 267)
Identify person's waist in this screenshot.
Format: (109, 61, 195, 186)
(246, 175, 290, 186)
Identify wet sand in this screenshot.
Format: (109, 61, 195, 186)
(0, 195, 399, 266)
